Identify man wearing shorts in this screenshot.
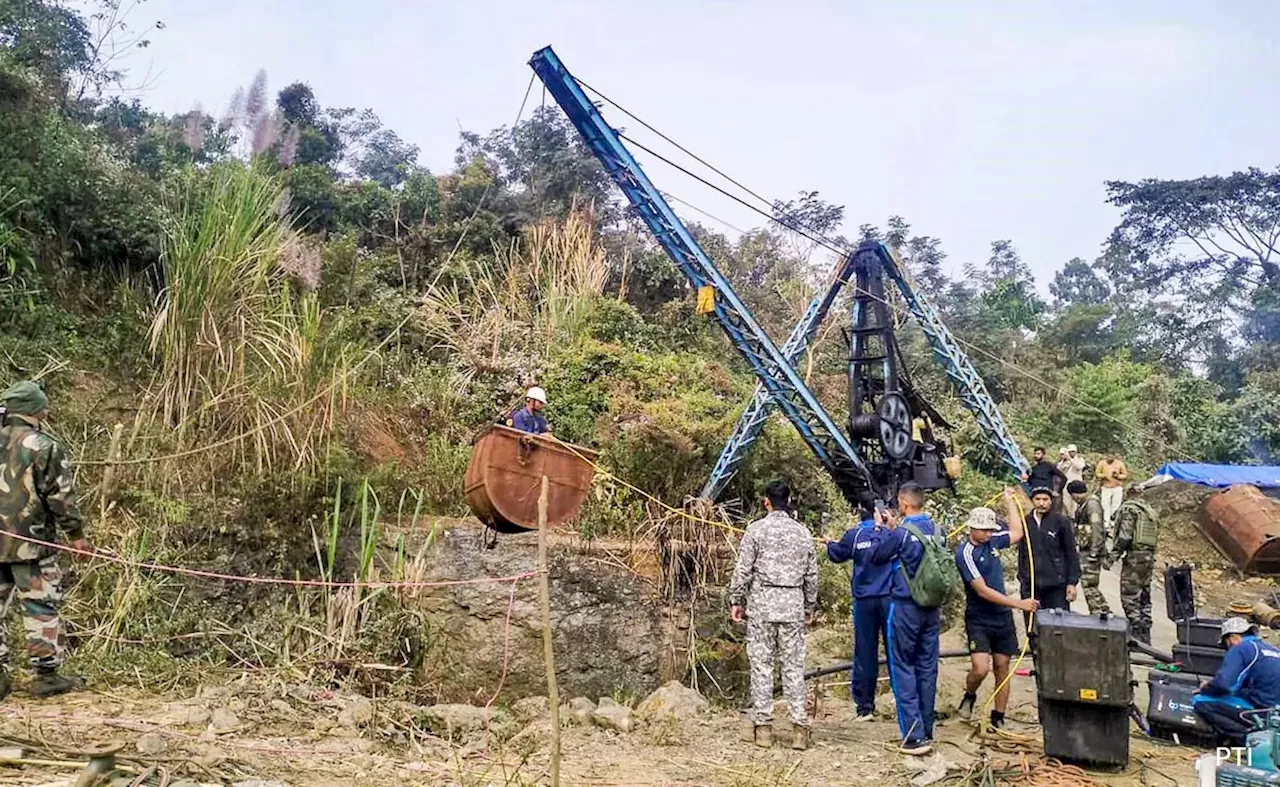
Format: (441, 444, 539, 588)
(955, 491, 1038, 729)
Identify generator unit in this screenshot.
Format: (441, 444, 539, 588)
(1035, 609, 1132, 767)
(1146, 670, 1215, 747)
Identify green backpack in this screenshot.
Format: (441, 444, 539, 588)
(899, 523, 960, 608)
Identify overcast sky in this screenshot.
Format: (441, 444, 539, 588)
(121, 0, 1279, 286)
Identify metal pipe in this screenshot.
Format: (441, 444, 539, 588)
(1128, 639, 1175, 664)
(805, 649, 970, 681)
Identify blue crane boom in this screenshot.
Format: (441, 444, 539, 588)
(700, 251, 859, 501)
(528, 46, 877, 506)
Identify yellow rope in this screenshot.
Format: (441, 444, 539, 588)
(977, 493, 1033, 728)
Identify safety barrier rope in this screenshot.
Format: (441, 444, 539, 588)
(1, 530, 537, 590)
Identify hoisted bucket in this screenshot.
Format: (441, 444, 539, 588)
(464, 425, 599, 533)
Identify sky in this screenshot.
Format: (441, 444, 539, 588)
(116, 0, 1279, 287)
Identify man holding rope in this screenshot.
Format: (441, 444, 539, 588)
(954, 494, 1037, 730)
(0, 381, 89, 699)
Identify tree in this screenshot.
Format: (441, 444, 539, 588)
(966, 240, 1045, 331)
(1107, 167, 1280, 289)
(457, 107, 615, 225)
(1050, 257, 1110, 307)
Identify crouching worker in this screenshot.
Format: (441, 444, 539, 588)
(1193, 618, 1280, 743)
(0, 381, 89, 698)
(729, 480, 818, 750)
(822, 502, 891, 722)
(955, 491, 1038, 730)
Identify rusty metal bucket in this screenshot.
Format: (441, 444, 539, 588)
(464, 425, 599, 533)
(1200, 484, 1280, 574)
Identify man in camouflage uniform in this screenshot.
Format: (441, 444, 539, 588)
(0, 382, 89, 698)
(1068, 480, 1111, 616)
(1112, 485, 1158, 644)
(729, 479, 818, 750)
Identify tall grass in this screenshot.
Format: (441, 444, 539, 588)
(146, 164, 355, 473)
(420, 209, 609, 389)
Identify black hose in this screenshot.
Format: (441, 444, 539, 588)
(1129, 638, 1175, 664)
(804, 649, 971, 681)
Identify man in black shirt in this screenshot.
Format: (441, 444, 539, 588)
(1023, 446, 1067, 512)
(1017, 487, 1081, 643)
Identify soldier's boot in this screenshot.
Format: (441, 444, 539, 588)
(791, 726, 811, 750)
(0, 669, 10, 701)
(753, 725, 773, 748)
(739, 718, 755, 743)
(1133, 626, 1152, 646)
(30, 669, 83, 699)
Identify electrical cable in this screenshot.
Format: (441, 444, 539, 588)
(584, 78, 1209, 461)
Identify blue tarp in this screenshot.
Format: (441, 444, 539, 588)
(1155, 463, 1280, 489)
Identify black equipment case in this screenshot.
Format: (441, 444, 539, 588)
(1034, 610, 1131, 766)
(1175, 617, 1226, 649)
(1146, 670, 1215, 746)
(1035, 609, 1130, 705)
(1172, 643, 1228, 676)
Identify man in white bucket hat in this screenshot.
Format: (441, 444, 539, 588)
(954, 491, 1038, 730)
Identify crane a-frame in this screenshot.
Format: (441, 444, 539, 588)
(529, 46, 1028, 509)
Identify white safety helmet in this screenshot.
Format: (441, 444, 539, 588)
(1221, 617, 1255, 642)
(525, 386, 548, 404)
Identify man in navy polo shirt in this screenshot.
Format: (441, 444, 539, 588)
(822, 502, 891, 722)
(954, 491, 1038, 729)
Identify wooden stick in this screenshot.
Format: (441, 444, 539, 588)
(99, 422, 124, 524)
(537, 475, 561, 787)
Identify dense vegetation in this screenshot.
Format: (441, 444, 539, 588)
(2, 1, 1278, 684)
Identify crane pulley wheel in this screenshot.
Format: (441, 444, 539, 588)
(878, 392, 914, 461)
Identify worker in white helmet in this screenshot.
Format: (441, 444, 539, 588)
(507, 387, 552, 435)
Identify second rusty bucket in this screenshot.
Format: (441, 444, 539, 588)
(1200, 484, 1280, 574)
(464, 425, 599, 533)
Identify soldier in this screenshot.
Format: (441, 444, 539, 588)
(729, 480, 818, 750)
(1067, 480, 1111, 616)
(1112, 484, 1158, 644)
(0, 381, 89, 698)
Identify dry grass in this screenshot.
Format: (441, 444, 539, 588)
(419, 209, 608, 389)
(143, 163, 356, 476)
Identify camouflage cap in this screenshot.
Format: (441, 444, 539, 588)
(1, 381, 49, 415)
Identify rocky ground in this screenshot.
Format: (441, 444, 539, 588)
(0, 624, 1216, 787)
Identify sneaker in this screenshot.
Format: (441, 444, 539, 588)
(791, 726, 811, 750)
(958, 693, 976, 721)
(989, 711, 1005, 730)
(852, 712, 875, 723)
(753, 725, 773, 748)
(30, 672, 83, 699)
(900, 740, 933, 756)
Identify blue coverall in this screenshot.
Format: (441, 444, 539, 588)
(1193, 635, 1280, 741)
(870, 513, 941, 746)
(826, 518, 893, 716)
(508, 406, 549, 435)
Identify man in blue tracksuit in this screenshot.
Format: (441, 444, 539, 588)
(822, 503, 892, 722)
(1193, 617, 1280, 742)
(870, 482, 939, 756)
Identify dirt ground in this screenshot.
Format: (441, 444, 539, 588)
(0, 625, 1211, 787)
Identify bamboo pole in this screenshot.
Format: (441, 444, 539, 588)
(537, 475, 562, 786)
(99, 423, 124, 524)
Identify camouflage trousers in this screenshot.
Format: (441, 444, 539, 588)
(0, 557, 63, 672)
(746, 616, 808, 728)
(1120, 549, 1155, 644)
(1080, 557, 1111, 616)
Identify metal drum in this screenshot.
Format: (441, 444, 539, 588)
(464, 425, 599, 533)
(1201, 485, 1280, 574)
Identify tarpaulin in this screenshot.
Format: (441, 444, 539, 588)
(1154, 463, 1280, 489)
